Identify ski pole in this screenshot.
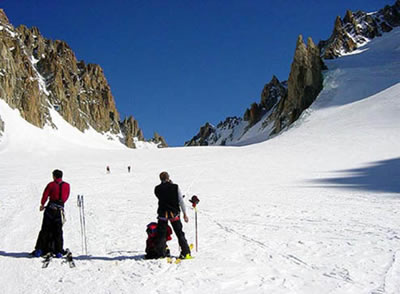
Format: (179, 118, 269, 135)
(195, 206, 198, 252)
(81, 195, 88, 255)
(189, 196, 200, 252)
(77, 195, 84, 255)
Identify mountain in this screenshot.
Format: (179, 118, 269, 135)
(1, 21, 400, 293)
(185, 36, 324, 146)
(186, 0, 400, 147)
(0, 9, 167, 148)
(319, 0, 400, 59)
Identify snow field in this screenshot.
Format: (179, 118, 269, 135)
(0, 27, 400, 294)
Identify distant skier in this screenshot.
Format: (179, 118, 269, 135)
(154, 171, 191, 259)
(128, 166, 131, 173)
(106, 166, 110, 174)
(31, 169, 70, 258)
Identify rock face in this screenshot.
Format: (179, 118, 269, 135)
(272, 36, 324, 134)
(319, 0, 400, 59)
(119, 116, 144, 148)
(243, 75, 288, 127)
(152, 132, 168, 148)
(185, 37, 323, 146)
(185, 122, 216, 146)
(0, 9, 166, 147)
(0, 114, 4, 134)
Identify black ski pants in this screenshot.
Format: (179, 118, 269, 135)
(35, 206, 64, 254)
(156, 217, 190, 257)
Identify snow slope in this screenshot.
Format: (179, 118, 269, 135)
(0, 28, 400, 294)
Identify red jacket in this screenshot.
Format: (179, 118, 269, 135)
(41, 178, 70, 206)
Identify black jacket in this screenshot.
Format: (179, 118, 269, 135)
(154, 181, 180, 217)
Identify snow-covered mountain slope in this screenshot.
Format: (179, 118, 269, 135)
(0, 99, 159, 153)
(0, 28, 400, 294)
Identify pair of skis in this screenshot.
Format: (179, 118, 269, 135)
(77, 195, 88, 255)
(42, 249, 75, 268)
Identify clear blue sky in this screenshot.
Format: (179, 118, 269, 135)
(1, 0, 387, 146)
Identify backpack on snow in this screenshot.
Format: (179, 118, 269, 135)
(145, 222, 172, 259)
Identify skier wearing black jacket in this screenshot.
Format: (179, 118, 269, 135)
(154, 171, 191, 259)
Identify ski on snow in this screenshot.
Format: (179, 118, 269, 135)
(41, 249, 76, 268)
(62, 248, 76, 268)
(41, 253, 53, 268)
(166, 243, 194, 264)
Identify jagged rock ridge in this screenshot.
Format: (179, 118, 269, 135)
(271, 36, 324, 135)
(319, 0, 400, 59)
(0, 9, 166, 148)
(186, 35, 323, 146)
(185, 73, 288, 146)
(186, 0, 399, 147)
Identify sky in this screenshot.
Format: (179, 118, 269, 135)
(0, 0, 388, 146)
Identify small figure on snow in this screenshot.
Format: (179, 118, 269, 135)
(106, 166, 110, 174)
(153, 171, 191, 259)
(31, 169, 70, 258)
(128, 166, 131, 173)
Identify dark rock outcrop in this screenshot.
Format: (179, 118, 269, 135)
(244, 75, 287, 127)
(185, 122, 216, 146)
(119, 116, 144, 148)
(243, 102, 263, 126)
(319, 0, 400, 59)
(185, 75, 288, 146)
(0, 114, 4, 134)
(261, 75, 286, 112)
(152, 132, 168, 148)
(272, 36, 324, 134)
(0, 9, 165, 147)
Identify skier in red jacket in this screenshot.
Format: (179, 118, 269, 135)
(31, 169, 70, 258)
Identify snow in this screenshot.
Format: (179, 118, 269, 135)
(0, 27, 400, 294)
(30, 55, 50, 96)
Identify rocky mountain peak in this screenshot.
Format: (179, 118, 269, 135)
(152, 132, 168, 148)
(0, 9, 167, 148)
(184, 122, 216, 146)
(0, 9, 10, 24)
(343, 10, 354, 24)
(307, 36, 317, 49)
(319, 0, 400, 59)
(259, 75, 287, 115)
(271, 35, 324, 134)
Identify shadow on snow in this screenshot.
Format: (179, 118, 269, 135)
(309, 157, 400, 194)
(0, 250, 146, 261)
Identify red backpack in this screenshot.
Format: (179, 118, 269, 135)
(145, 222, 172, 259)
